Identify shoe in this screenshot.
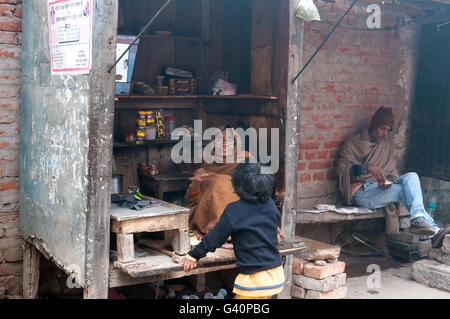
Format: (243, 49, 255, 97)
(432, 224, 450, 248)
(409, 217, 436, 236)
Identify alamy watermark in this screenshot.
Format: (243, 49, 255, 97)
(366, 4, 381, 29)
(170, 120, 280, 175)
(366, 264, 381, 289)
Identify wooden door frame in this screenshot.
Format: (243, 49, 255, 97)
(278, 0, 304, 299)
(83, 0, 119, 299)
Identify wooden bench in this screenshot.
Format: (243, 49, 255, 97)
(296, 206, 410, 224)
(111, 200, 190, 263)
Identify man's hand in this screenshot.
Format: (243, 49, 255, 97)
(181, 257, 198, 272)
(368, 164, 386, 185)
(277, 227, 284, 245)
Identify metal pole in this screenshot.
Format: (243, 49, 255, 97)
(291, 0, 358, 83)
(107, 0, 173, 73)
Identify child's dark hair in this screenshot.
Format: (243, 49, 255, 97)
(232, 162, 275, 204)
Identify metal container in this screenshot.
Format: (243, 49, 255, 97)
(111, 174, 123, 195)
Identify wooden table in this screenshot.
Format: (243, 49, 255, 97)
(111, 200, 190, 263)
(139, 171, 192, 200)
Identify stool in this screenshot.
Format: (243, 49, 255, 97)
(111, 200, 190, 263)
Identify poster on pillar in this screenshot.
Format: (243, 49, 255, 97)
(48, 0, 93, 75)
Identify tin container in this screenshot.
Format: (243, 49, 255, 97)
(111, 174, 123, 195)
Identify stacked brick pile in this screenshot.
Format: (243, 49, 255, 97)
(291, 237, 347, 299)
(412, 235, 450, 292)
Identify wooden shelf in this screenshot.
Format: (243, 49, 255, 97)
(141, 34, 203, 43)
(115, 94, 278, 100)
(113, 140, 178, 148)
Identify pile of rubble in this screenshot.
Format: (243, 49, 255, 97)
(412, 234, 450, 292)
(291, 236, 347, 299)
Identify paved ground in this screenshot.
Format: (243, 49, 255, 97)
(342, 255, 450, 299)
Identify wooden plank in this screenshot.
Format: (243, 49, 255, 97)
(83, 0, 118, 300)
(113, 241, 305, 279)
(109, 262, 238, 288)
(112, 213, 189, 234)
(251, 0, 275, 95)
(110, 202, 189, 222)
(296, 207, 409, 224)
(23, 242, 40, 299)
(117, 234, 136, 263)
(294, 236, 341, 261)
(278, 0, 303, 299)
(171, 228, 190, 255)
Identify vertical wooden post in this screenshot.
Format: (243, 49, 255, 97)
(23, 242, 40, 299)
(172, 228, 190, 255)
(117, 234, 136, 263)
(83, 0, 119, 299)
(278, 0, 304, 299)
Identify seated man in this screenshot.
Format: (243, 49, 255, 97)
(336, 106, 447, 246)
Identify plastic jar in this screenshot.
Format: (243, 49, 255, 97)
(145, 126, 157, 141)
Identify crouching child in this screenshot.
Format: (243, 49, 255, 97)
(181, 162, 285, 299)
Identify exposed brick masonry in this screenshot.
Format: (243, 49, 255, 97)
(0, 0, 23, 298)
(297, 0, 417, 207)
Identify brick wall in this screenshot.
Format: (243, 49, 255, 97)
(297, 0, 419, 208)
(0, 0, 22, 298)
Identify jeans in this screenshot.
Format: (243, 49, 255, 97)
(353, 172, 439, 234)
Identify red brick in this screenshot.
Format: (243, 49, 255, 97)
(14, 6, 21, 18)
(4, 227, 18, 237)
(0, 180, 18, 191)
(337, 47, 351, 54)
(356, 48, 374, 56)
(309, 161, 332, 170)
(299, 173, 312, 183)
(364, 87, 379, 94)
(298, 162, 306, 171)
(324, 141, 342, 149)
(303, 261, 346, 279)
(313, 172, 324, 181)
(300, 142, 320, 150)
(339, 122, 353, 129)
(305, 151, 316, 160)
(317, 151, 328, 160)
(316, 122, 334, 130)
(292, 257, 309, 275)
(0, 4, 16, 18)
(0, 19, 21, 32)
(0, 262, 22, 276)
(4, 247, 22, 262)
(334, 94, 343, 102)
(0, 237, 22, 250)
(320, 84, 336, 92)
(344, 104, 360, 110)
(0, 31, 20, 45)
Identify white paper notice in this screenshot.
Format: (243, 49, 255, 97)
(48, 0, 93, 75)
